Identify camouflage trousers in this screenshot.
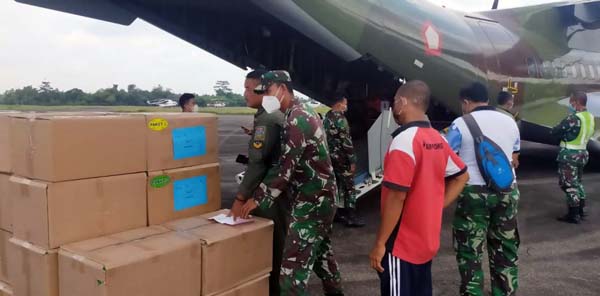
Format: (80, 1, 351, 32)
(334, 171, 357, 209)
(557, 148, 589, 207)
(453, 185, 520, 296)
(279, 217, 343, 296)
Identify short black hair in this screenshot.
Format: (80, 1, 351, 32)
(459, 82, 488, 103)
(572, 91, 588, 106)
(274, 81, 294, 94)
(246, 69, 268, 80)
(396, 80, 430, 111)
(497, 91, 513, 106)
(332, 92, 347, 104)
(179, 93, 195, 107)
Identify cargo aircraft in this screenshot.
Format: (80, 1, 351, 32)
(15, 0, 600, 195)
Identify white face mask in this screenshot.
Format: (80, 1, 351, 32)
(192, 105, 199, 112)
(262, 87, 282, 113)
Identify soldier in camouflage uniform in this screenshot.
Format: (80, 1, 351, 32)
(446, 82, 521, 296)
(551, 91, 595, 224)
(241, 70, 344, 296)
(323, 94, 365, 227)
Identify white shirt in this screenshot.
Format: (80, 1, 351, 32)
(445, 106, 520, 185)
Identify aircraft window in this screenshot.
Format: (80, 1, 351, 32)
(589, 65, 596, 79)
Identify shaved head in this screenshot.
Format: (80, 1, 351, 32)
(395, 80, 431, 111)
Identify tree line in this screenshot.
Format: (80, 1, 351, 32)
(0, 80, 246, 107)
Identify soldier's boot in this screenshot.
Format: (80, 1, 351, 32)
(579, 199, 587, 220)
(557, 207, 581, 224)
(325, 293, 344, 296)
(344, 208, 366, 228)
(334, 208, 347, 224)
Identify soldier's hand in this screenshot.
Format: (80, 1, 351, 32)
(241, 198, 258, 219)
(350, 164, 356, 174)
(369, 244, 386, 273)
(228, 198, 245, 221)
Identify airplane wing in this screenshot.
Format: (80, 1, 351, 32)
(16, 0, 136, 25)
(14, 0, 367, 102)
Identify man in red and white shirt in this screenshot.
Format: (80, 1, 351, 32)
(370, 81, 469, 296)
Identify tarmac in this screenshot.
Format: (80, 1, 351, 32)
(217, 115, 600, 296)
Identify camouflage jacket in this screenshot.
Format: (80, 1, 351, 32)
(551, 113, 580, 142)
(254, 98, 337, 219)
(323, 110, 356, 172)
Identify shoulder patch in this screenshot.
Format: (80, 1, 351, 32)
(252, 141, 263, 149)
(254, 126, 266, 141)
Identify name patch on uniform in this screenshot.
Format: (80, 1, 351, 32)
(253, 126, 266, 141)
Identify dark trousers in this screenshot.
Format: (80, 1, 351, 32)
(253, 196, 290, 296)
(378, 251, 432, 296)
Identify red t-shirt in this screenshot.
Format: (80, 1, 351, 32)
(381, 121, 466, 264)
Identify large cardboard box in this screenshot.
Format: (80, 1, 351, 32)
(7, 238, 58, 296)
(0, 175, 11, 232)
(0, 112, 19, 173)
(0, 281, 12, 296)
(148, 163, 221, 225)
(164, 210, 273, 296)
(59, 226, 202, 296)
(10, 173, 147, 249)
(144, 113, 219, 171)
(0, 230, 10, 284)
(214, 274, 269, 296)
(10, 113, 147, 182)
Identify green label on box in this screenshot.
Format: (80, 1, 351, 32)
(150, 175, 171, 188)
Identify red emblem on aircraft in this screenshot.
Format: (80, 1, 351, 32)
(422, 22, 442, 56)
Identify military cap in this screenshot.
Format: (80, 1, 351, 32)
(254, 70, 292, 93)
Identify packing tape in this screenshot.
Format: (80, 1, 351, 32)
(25, 121, 35, 178)
(96, 178, 108, 233)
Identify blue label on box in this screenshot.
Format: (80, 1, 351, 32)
(173, 175, 208, 211)
(172, 126, 207, 160)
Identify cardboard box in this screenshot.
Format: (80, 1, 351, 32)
(144, 113, 219, 171)
(10, 173, 147, 249)
(0, 175, 11, 232)
(214, 274, 269, 296)
(164, 210, 273, 296)
(148, 163, 221, 225)
(10, 113, 147, 182)
(59, 226, 202, 296)
(0, 230, 10, 284)
(0, 281, 12, 296)
(0, 112, 19, 173)
(7, 238, 58, 296)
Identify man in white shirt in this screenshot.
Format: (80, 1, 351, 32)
(445, 82, 521, 296)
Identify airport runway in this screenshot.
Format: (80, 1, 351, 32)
(217, 115, 600, 296)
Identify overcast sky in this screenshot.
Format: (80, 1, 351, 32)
(0, 0, 558, 95)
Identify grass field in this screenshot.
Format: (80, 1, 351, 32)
(0, 105, 330, 115)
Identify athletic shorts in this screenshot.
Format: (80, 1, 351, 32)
(377, 251, 432, 296)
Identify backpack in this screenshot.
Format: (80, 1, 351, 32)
(463, 113, 514, 193)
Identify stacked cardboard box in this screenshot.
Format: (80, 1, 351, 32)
(1, 112, 227, 296)
(142, 113, 221, 224)
(0, 112, 17, 295)
(58, 211, 273, 296)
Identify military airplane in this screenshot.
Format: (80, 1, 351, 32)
(14, 0, 600, 181)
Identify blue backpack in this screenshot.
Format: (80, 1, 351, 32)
(463, 114, 514, 193)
